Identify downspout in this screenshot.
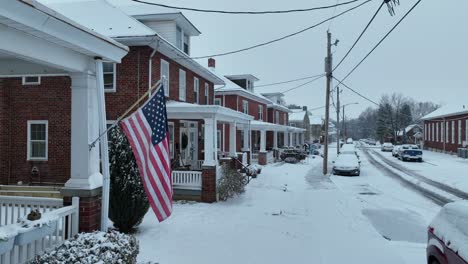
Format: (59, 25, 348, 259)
(95, 58, 110, 232)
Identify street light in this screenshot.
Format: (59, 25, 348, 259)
(342, 102, 359, 141)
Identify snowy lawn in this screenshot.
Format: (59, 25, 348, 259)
(136, 156, 406, 264)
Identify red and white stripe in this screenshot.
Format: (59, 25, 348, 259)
(121, 109, 172, 222)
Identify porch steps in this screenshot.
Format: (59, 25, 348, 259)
(0, 185, 62, 199)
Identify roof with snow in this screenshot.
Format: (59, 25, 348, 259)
(397, 124, 422, 136)
(422, 104, 468, 120)
(289, 111, 307, 122)
(213, 73, 272, 105)
(309, 115, 323, 125)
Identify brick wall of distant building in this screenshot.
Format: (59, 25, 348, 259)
(423, 113, 468, 153)
(267, 108, 289, 125)
(0, 46, 215, 185)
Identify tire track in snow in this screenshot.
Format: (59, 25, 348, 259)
(369, 149, 468, 200)
(361, 149, 453, 206)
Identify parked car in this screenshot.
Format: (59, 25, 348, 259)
(381, 142, 394, 152)
(340, 144, 359, 159)
(392, 145, 401, 157)
(398, 148, 423, 162)
(309, 144, 320, 155)
(346, 138, 354, 144)
(427, 201, 468, 264)
(332, 154, 361, 176)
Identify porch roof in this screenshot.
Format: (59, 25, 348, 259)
(247, 120, 306, 132)
(166, 101, 253, 124)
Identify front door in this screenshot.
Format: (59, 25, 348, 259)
(179, 121, 198, 166)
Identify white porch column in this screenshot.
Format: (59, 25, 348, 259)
(273, 130, 278, 149)
(260, 129, 266, 152)
(229, 122, 237, 157)
(204, 118, 217, 166)
(289, 132, 293, 147)
(242, 126, 250, 151)
(295, 133, 299, 146)
(65, 72, 102, 189)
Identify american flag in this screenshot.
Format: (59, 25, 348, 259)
(120, 86, 173, 222)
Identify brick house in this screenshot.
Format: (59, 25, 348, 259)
(211, 63, 305, 165)
(289, 108, 311, 144)
(422, 105, 468, 153)
(396, 124, 423, 145)
(1, 0, 255, 203)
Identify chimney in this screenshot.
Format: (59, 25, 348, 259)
(208, 58, 215, 70)
(303, 106, 307, 111)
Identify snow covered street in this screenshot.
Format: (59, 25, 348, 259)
(136, 156, 408, 264)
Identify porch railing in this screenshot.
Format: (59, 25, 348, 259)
(0, 197, 79, 264)
(0, 196, 63, 227)
(172, 171, 202, 190)
(251, 153, 259, 161)
(187, 160, 204, 171)
(267, 151, 274, 163)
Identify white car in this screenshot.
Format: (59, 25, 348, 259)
(332, 154, 361, 176)
(381, 142, 394, 152)
(392, 145, 401, 157)
(340, 144, 359, 158)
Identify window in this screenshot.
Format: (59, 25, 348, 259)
(242, 100, 249, 114)
(458, 120, 462, 144)
(431, 123, 434, 142)
(176, 26, 182, 50)
(452, 121, 455, 143)
(103, 62, 116, 92)
(214, 98, 221, 106)
(168, 122, 174, 158)
(204, 83, 209, 104)
(22, 76, 41, 85)
(284, 113, 287, 126)
(194, 77, 199, 104)
(424, 124, 427, 140)
(217, 130, 222, 151)
(179, 69, 186, 101)
(27, 121, 48, 160)
(258, 105, 263, 121)
(183, 34, 190, 54)
(446, 121, 449, 143)
(160, 59, 170, 96)
(275, 111, 280, 124)
(436, 123, 439, 142)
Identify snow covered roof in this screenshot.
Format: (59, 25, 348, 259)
(214, 73, 271, 105)
(289, 111, 306, 122)
(225, 74, 259, 81)
(309, 115, 323, 125)
(397, 124, 422, 136)
(422, 104, 468, 120)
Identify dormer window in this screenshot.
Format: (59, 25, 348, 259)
(246, 79, 254, 92)
(176, 26, 190, 55)
(184, 34, 190, 54)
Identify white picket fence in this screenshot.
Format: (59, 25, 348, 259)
(0, 196, 79, 264)
(172, 171, 202, 190)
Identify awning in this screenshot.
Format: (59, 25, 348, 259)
(166, 101, 253, 124)
(242, 120, 306, 132)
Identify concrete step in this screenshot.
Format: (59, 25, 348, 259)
(0, 190, 62, 199)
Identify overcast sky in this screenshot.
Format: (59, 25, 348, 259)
(150, 0, 467, 119)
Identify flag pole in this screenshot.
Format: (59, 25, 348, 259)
(89, 80, 162, 150)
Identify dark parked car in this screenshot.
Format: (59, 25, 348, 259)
(427, 201, 468, 264)
(398, 147, 423, 162)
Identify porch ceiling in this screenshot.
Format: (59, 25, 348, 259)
(242, 120, 306, 132)
(166, 101, 253, 124)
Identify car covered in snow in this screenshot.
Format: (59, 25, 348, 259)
(339, 144, 359, 159)
(427, 201, 468, 264)
(332, 154, 361, 176)
(381, 142, 394, 152)
(392, 145, 401, 157)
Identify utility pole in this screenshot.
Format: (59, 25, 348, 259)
(323, 31, 332, 175)
(336, 87, 341, 155)
(342, 105, 346, 140)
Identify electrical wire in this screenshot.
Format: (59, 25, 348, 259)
(333, 76, 379, 106)
(181, 0, 374, 60)
(130, 0, 360, 15)
(255, 74, 324, 88)
(337, 0, 423, 84)
(281, 75, 325, 94)
(332, 1, 385, 72)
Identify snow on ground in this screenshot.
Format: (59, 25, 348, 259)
(331, 147, 441, 264)
(136, 156, 406, 264)
(376, 148, 468, 192)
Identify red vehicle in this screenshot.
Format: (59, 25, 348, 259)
(427, 201, 468, 264)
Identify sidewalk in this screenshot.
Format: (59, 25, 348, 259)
(136, 157, 405, 263)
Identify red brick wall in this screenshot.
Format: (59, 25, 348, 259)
(0, 46, 216, 185)
(267, 108, 289, 125)
(424, 114, 468, 153)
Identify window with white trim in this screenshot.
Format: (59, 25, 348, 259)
(179, 69, 186, 101)
(424, 124, 427, 140)
(183, 34, 190, 55)
(436, 123, 439, 142)
(103, 62, 116, 92)
(283, 113, 287, 126)
(204, 83, 209, 104)
(242, 100, 249, 114)
(446, 121, 449, 143)
(275, 111, 280, 124)
(160, 59, 170, 96)
(176, 26, 183, 50)
(458, 120, 462, 144)
(194, 77, 199, 104)
(452, 121, 455, 143)
(431, 123, 434, 141)
(214, 98, 221, 106)
(27, 121, 48, 160)
(217, 130, 222, 151)
(168, 122, 175, 158)
(22, 76, 41, 85)
(258, 105, 263, 121)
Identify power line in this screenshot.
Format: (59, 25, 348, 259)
(337, 0, 423, 84)
(282, 75, 325, 93)
(332, 76, 379, 106)
(255, 74, 324, 88)
(183, 0, 373, 59)
(130, 0, 360, 15)
(332, 1, 385, 72)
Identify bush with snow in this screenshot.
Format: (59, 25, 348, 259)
(217, 165, 246, 201)
(31, 230, 139, 264)
(108, 126, 150, 233)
